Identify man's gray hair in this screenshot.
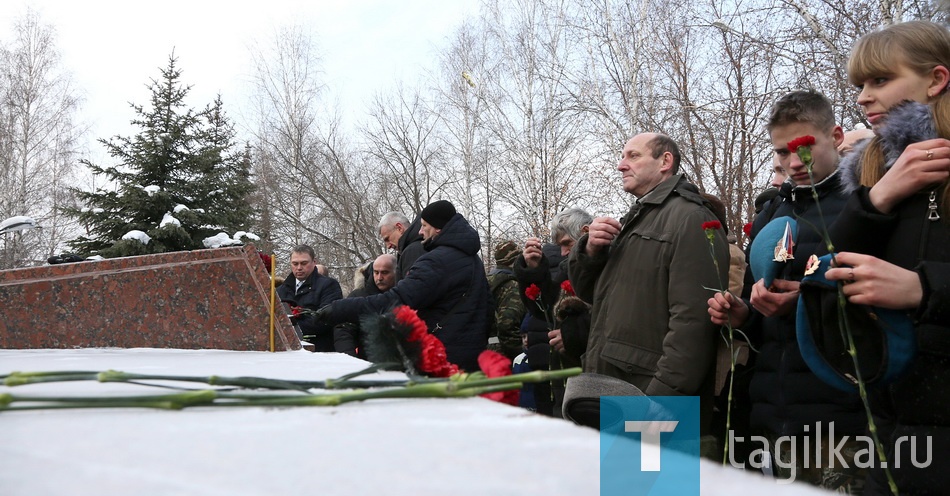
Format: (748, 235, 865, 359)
(378, 212, 410, 231)
(551, 208, 593, 243)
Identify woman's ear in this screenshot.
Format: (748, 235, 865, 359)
(930, 65, 950, 97)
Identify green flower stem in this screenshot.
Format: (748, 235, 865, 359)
(3, 364, 425, 392)
(802, 157, 898, 495)
(704, 228, 736, 466)
(0, 369, 581, 412)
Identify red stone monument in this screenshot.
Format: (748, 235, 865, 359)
(0, 245, 302, 351)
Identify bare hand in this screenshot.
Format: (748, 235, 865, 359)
(585, 217, 622, 256)
(707, 291, 750, 328)
(523, 237, 543, 269)
(750, 279, 800, 318)
(868, 139, 950, 213)
(548, 329, 564, 353)
(825, 252, 922, 310)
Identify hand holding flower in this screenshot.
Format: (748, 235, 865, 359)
(825, 252, 923, 310)
(707, 291, 750, 328)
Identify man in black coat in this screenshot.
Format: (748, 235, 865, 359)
(320, 200, 490, 372)
(277, 244, 343, 352)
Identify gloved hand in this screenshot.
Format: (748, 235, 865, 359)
(311, 305, 332, 321)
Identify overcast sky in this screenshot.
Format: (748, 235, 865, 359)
(0, 0, 477, 153)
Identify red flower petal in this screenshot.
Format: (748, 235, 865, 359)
(419, 334, 455, 377)
(560, 279, 575, 296)
(394, 305, 427, 342)
(478, 350, 512, 378)
(701, 220, 722, 231)
(787, 135, 816, 153)
(743, 222, 752, 237)
(525, 283, 541, 301)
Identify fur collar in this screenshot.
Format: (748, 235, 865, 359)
(839, 101, 938, 194)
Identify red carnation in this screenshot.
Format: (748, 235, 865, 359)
(560, 279, 575, 296)
(787, 135, 816, 153)
(525, 283, 541, 301)
(418, 334, 457, 377)
(743, 222, 752, 238)
(477, 350, 519, 405)
(701, 220, 722, 231)
(394, 305, 428, 342)
(290, 306, 304, 317)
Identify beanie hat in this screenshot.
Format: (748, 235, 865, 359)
(420, 200, 456, 229)
(494, 240, 519, 267)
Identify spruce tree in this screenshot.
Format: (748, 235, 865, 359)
(65, 54, 256, 257)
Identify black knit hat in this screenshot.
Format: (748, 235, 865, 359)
(420, 200, 456, 229)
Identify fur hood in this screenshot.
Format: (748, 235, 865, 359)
(840, 101, 938, 194)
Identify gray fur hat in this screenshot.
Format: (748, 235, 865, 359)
(562, 372, 644, 429)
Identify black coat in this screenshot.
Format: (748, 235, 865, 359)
(831, 102, 950, 494)
(328, 213, 490, 372)
(397, 215, 425, 279)
(333, 266, 383, 357)
(277, 270, 343, 352)
(745, 171, 865, 437)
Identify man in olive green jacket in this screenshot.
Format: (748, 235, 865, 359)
(568, 133, 729, 415)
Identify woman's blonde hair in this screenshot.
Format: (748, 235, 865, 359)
(848, 20, 950, 88)
(849, 21, 950, 218)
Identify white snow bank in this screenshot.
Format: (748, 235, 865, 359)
(121, 230, 151, 244)
(159, 212, 181, 227)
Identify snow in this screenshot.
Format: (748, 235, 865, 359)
(92, 208, 104, 213)
(202, 232, 242, 248)
(160, 212, 181, 228)
(233, 231, 259, 241)
(0, 215, 36, 234)
(173, 204, 190, 213)
(142, 185, 161, 196)
(121, 230, 151, 244)
(0, 349, 831, 496)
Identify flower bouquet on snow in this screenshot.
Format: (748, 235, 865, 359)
(1, 305, 580, 411)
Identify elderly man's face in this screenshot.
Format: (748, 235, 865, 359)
(373, 258, 396, 291)
(379, 223, 404, 250)
(617, 134, 668, 197)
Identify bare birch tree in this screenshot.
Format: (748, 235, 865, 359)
(0, 9, 82, 268)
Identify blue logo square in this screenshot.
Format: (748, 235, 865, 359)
(600, 396, 700, 496)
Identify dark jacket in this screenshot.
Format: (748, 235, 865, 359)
(745, 170, 865, 437)
(277, 270, 343, 352)
(568, 174, 727, 402)
(397, 215, 424, 279)
(831, 102, 950, 494)
(327, 213, 490, 372)
(333, 264, 382, 357)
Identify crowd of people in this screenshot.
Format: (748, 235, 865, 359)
(273, 20, 950, 495)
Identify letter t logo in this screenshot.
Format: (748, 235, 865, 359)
(624, 421, 679, 471)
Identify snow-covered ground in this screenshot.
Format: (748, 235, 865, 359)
(0, 349, 828, 495)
